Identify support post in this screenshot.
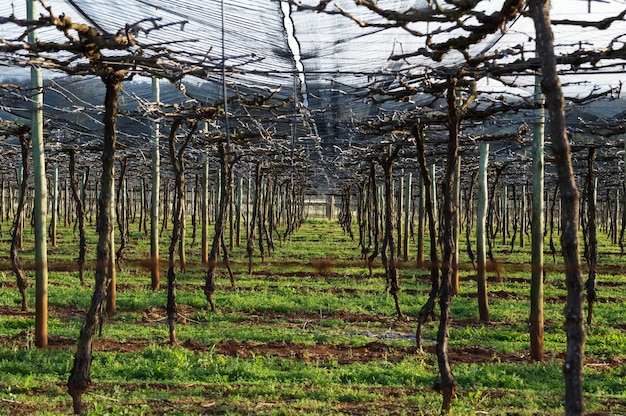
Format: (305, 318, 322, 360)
(28, 0, 49, 348)
(107, 171, 116, 315)
(477, 142, 490, 323)
(502, 185, 508, 244)
(150, 78, 161, 290)
(215, 169, 221, 222)
(237, 177, 243, 247)
(396, 174, 403, 257)
(326, 194, 334, 220)
(430, 164, 437, 226)
(530, 74, 545, 361)
(403, 172, 412, 262)
(202, 159, 209, 264)
(520, 183, 526, 248)
(416, 175, 425, 268)
(51, 166, 58, 246)
(452, 156, 461, 295)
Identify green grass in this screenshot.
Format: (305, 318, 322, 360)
(0, 217, 625, 415)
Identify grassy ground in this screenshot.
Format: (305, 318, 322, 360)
(0, 216, 625, 415)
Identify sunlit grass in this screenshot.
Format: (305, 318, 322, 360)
(0, 217, 625, 414)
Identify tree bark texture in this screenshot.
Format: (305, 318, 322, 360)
(548, 185, 559, 264)
(396, 175, 403, 257)
(584, 148, 597, 327)
(509, 185, 518, 252)
(106, 170, 116, 316)
(67, 72, 123, 414)
(529, 1, 586, 413)
(221, 163, 236, 289)
(379, 146, 403, 319)
(247, 162, 262, 275)
(437, 78, 459, 413)
(166, 118, 196, 344)
(412, 123, 440, 352)
(451, 158, 461, 295)
(204, 143, 233, 311)
(191, 173, 199, 246)
(357, 180, 369, 260)
(115, 157, 128, 263)
(11, 132, 30, 311)
(338, 185, 354, 240)
(367, 160, 380, 277)
(618, 182, 626, 256)
(416, 175, 426, 268)
(69, 149, 87, 286)
(236, 177, 243, 246)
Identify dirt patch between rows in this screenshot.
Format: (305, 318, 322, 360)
(2, 303, 624, 370)
(1, 329, 530, 366)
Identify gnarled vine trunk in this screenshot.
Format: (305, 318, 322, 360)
(166, 118, 197, 343)
(584, 148, 597, 327)
(11, 131, 30, 311)
(367, 160, 380, 277)
(529, 1, 586, 413)
(68, 149, 87, 286)
(68, 71, 123, 415)
(204, 143, 234, 311)
(379, 146, 403, 319)
(115, 157, 128, 264)
(437, 76, 460, 413)
(247, 162, 262, 275)
(412, 123, 440, 352)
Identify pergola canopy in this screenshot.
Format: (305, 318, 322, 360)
(1, 0, 626, 192)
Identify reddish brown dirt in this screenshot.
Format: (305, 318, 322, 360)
(2, 299, 622, 369)
(1, 328, 532, 366)
(190, 338, 417, 364)
(4, 325, 621, 370)
(3, 302, 619, 371)
(0, 299, 529, 366)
